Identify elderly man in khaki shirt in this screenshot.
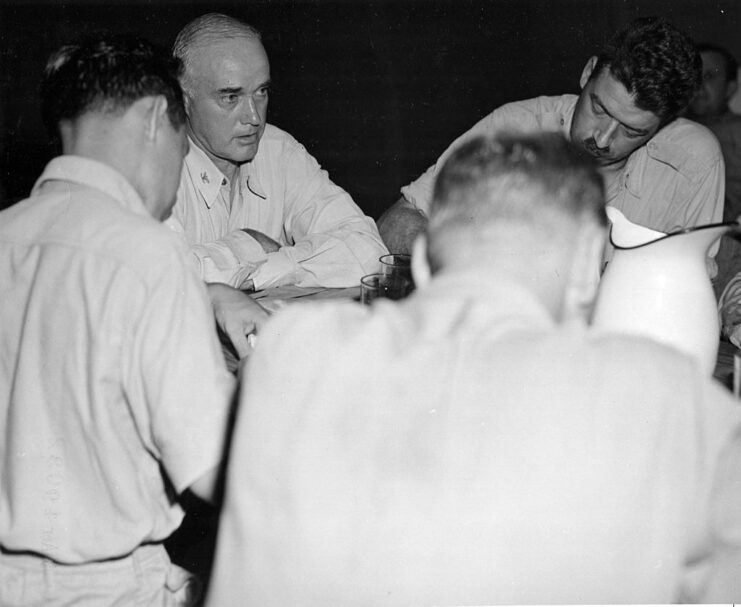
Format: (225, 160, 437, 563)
(167, 12, 387, 291)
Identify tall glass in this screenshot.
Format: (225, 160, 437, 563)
(379, 253, 414, 295)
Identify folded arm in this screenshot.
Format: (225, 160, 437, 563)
(247, 146, 388, 289)
(169, 146, 387, 289)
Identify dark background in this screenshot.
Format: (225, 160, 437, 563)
(1, 0, 740, 218)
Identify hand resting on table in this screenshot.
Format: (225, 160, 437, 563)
(206, 283, 269, 362)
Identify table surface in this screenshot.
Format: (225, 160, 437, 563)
(246, 287, 740, 392)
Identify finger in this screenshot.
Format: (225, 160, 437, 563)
(227, 327, 252, 359)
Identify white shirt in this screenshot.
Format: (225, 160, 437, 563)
(402, 95, 724, 274)
(207, 270, 741, 605)
(0, 156, 235, 564)
(167, 125, 388, 290)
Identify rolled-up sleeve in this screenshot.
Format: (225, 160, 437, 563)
(400, 97, 573, 216)
(167, 215, 266, 287)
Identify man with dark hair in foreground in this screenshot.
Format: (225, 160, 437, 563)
(0, 36, 236, 606)
(378, 17, 723, 277)
(207, 133, 741, 605)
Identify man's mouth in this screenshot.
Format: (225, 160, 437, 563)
(583, 139, 607, 158)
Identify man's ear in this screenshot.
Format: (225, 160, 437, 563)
(561, 221, 606, 325)
(579, 56, 599, 90)
(182, 88, 193, 115)
(411, 233, 431, 288)
(145, 95, 169, 142)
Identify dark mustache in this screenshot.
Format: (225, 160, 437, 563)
(583, 137, 610, 156)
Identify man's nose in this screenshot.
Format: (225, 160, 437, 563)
(240, 96, 260, 125)
(594, 117, 619, 150)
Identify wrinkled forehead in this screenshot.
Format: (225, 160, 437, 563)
(186, 36, 269, 82)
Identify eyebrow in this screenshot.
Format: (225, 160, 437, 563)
(590, 93, 649, 136)
(216, 86, 243, 95)
(216, 80, 272, 95)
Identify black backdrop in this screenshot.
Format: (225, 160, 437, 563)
(1, 0, 740, 217)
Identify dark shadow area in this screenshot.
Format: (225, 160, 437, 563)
(3, 0, 740, 218)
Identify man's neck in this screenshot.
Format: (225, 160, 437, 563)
(208, 152, 241, 185)
(187, 132, 242, 185)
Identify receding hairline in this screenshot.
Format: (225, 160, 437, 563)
(173, 13, 261, 65)
(174, 14, 264, 90)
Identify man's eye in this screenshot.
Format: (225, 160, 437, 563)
(255, 87, 269, 98)
(592, 102, 605, 116)
(221, 94, 238, 104)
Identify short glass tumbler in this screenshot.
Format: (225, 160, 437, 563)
(360, 272, 413, 304)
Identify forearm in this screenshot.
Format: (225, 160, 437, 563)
(188, 231, 267, 288)
(377, 196, 428, 255)
(250, 221, 387, 290)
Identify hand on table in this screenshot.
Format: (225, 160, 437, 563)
(206, 283, 269, 360)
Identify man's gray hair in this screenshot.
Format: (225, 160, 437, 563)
(427, 132, 606, 272)
(173, 13, 261, 88)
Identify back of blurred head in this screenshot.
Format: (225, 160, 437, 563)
(40, 35, 188, 219)
(419, 133, 607, 322)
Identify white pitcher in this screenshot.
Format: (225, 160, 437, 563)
(592, 207, 737, 376)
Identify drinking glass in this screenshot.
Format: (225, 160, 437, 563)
(360, 272, 413, 304)
(379, 253, 413, 284)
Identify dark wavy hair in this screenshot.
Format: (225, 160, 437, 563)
(41, 35, 186, 136)
(592, 17, 701, 124)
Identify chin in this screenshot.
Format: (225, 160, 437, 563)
(232, 149, 259, 164)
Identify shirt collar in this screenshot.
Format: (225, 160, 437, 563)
(184, 138, 267, 209)
(32, 155, 148, 217)
(184, 140, 227, 209)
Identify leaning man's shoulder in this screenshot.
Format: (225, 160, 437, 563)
(650, 117, 722, 175)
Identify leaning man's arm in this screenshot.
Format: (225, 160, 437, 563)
(377, 196, 428, 255)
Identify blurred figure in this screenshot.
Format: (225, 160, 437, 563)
(0, 36, 235, 606)
(167, 13, 387, 291)
(686, 43, 741, 297)
(378, 17, 722, 278)
(207, 133, 741, 606)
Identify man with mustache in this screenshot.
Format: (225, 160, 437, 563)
(167, 13, 387, 292)
(378, 17, 723, 275)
